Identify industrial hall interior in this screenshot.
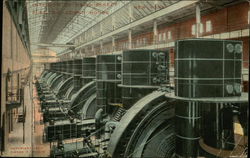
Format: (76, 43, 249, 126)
(0, 0, 249, 157)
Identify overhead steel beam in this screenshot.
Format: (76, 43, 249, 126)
(31, 43, 76, 47)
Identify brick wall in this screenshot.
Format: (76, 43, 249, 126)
(114, 2, 249, 67)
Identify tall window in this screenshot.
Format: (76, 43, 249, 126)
(17, 73, 20, 101)
(192, 23, 204, 35)
(163, 32, 166, 41)
(5, 74, 11, 102)
(158, 33, 162, 42)
(206, 20, 212, 32)
(248, 10, 250, 24)
(167, 31, 172, 40)
(200, 23, 204, 34)
(143, 38, 147, 45)
(191, 24, 196, 35)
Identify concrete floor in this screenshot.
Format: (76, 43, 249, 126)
(2, 82, 50, 157)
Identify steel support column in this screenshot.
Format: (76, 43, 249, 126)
(112, 36, 116, 52)
(100, 41, 103, 54)
(128, 29, 132, 49)
(153, 20, 158, 44)
(196, 3, 201, 38)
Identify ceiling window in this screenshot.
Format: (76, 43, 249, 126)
(78, 38, 80, 44)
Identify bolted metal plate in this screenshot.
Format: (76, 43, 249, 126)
(175, 39, 243, 98)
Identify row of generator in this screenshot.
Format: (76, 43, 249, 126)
(35, 39, 248, 158)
